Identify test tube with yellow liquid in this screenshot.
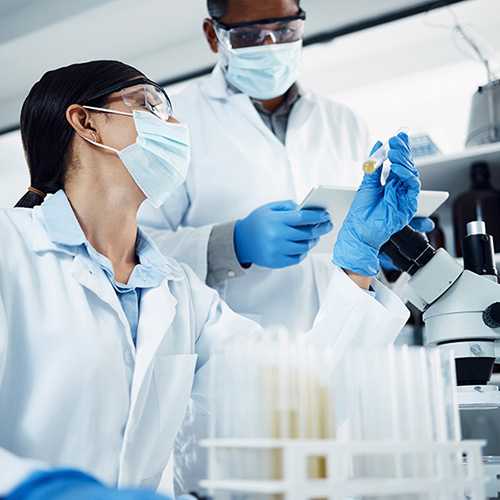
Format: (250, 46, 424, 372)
(362, 126, 410, 174)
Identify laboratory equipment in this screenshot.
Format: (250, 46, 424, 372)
(362, 126, 410, 174)
(299, 185, 447, 254)
(381, 220, 500, 497)
(423, 6, 500, 146)
(452, 162, 500, 257)
(454, 23, 500, 146)
(408, 133, 441, 159)
(452, 17, 500, 146)
(381, 221, 500, 409)
(202, 334, 486, 500)
(467, 79, 500, 146)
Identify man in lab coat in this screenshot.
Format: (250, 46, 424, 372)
(137, 1, 426, 494)
(137, 0, 400, 493)
(139, 0, 371, 334)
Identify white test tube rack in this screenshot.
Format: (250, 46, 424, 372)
(200, 438, 486, 500)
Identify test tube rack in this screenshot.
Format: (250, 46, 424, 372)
(201, 437, 486, 500)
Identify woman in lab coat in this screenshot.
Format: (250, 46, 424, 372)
(0, 60, 416, 500)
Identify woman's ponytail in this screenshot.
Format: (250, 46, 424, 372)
(14, 187, 46, 208)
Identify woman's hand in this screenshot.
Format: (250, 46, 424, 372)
(332, 132, 420, 277)
(5, 469, 170, 500)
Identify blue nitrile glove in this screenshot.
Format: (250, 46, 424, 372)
(234, 200, 333, 268)
(6, 469, 170, 500)
(379, 216, 435, 271)
(332, 132, 420, 276)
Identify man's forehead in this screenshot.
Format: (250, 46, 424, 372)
(223, 0, 300, 24)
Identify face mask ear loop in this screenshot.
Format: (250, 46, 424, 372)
(76, 131, 120, 154)
(216, 37, 231, 73)
(214, 25, 226, 47)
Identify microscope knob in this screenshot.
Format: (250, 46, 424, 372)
(483, 302, 500, 328)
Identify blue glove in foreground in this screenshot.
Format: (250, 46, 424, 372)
(333, 132, 420, 276)
(6, 469, 170, 500)
(379, 216, 435, 271)
(234, 200, 333, 268)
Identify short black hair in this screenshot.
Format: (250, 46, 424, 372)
(208, 0, 300, 20)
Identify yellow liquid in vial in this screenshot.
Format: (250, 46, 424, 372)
(362, 159, 377, 174)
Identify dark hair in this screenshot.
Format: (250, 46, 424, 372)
(207, 0, 300, 20)
(207, 0, 229, 19)
(15, 60, 143, 208)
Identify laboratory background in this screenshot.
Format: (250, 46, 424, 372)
(2, 0, 499, 222)
(2, 0, 500, 244)
(2, 0, 500, 499)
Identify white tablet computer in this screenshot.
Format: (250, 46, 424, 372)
(298, 185, 449, 254)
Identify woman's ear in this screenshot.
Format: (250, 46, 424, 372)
(203, 18, 219, 53)
(66, 105, 100, 143)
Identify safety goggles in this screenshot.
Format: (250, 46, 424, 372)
(214, 8, 306, 49)
(82, 77, 173, 122)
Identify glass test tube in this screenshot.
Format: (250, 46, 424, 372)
(362, 126, 410, 174)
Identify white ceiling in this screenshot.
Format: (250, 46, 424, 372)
(0, 0, 467, 132)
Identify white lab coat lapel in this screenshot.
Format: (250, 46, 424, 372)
(234, 94, 284, 147)
(285, 90, 317, 198)
(117, 279, 179, 481)
(71, 249, 131, 335)
(286, 90, 316, 144)
(204, 65, 284, 148)
(32, 210, 131, 339)
(128, 280, 178, 420)
(204, 67, 323, 198)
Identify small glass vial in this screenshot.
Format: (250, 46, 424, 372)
(362, 126, 410, 174)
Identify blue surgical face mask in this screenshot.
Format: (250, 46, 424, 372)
(218, 40, 303, 100)
(79, 109, 190, 208)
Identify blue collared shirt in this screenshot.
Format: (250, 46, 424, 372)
(42, 190, 171, 345)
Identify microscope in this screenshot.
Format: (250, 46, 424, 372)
(382, 221, 500, 497)
(381, 221, 500, 409)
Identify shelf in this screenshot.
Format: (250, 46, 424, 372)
(415, 141, 500, 198)
(416, 141, 500, 170)
(413, 142, 500, 257)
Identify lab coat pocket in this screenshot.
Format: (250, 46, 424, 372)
(120, 354, 198, 485)
(153, 353, 197, 422)
(140, 354, 198, 480)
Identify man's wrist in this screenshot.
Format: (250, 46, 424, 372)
(207, 221, 248, 287)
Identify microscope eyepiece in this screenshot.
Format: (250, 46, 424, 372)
(380, 225, 436, 276)
(462, 221, 498, 278)
(483, 302, 500, 329)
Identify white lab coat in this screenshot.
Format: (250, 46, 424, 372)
(139, 65, 370, 332)
(0, 204, 408, 496)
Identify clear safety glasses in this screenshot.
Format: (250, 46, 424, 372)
(214, 8, 306, 49)
(82, 77, 173, 122)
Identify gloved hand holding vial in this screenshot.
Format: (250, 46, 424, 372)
(333, 129, 420, 276)
(363, 126, 410, 174)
